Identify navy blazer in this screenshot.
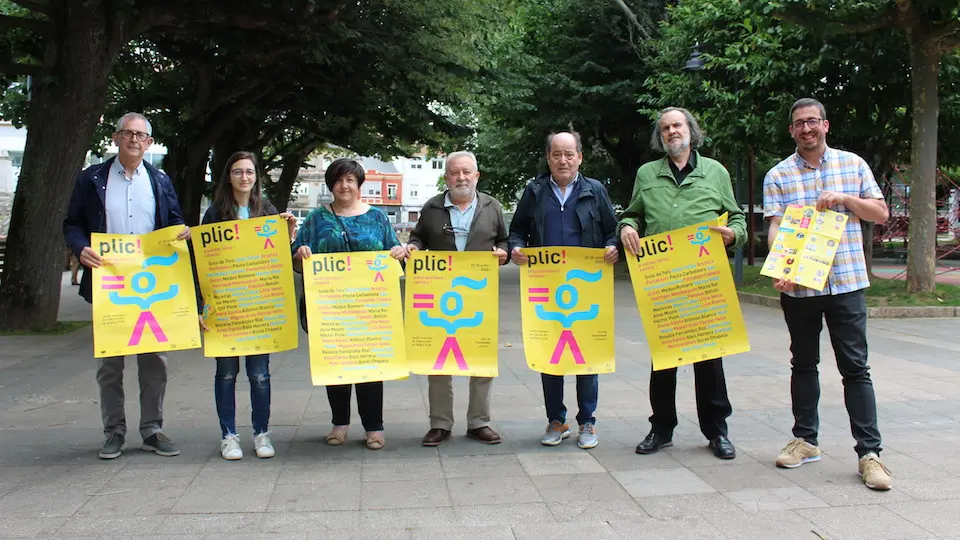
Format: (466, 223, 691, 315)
(63, 157, 185, 303)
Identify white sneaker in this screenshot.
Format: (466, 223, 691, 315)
(221, 434, 243, 460)
(254, 432, 275, 459)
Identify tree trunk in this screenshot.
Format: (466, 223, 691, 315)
(905, 35, 940, 293)
(164, 144, 210, 226)
(0, 5, 129, 330)
(862, 221, 874, 275)
(267, 150, 308, 212)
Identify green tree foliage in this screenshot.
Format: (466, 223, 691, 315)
(0, 0, 508, 329)
(762, 0, 960, 292)
(468, 0, 666, 207)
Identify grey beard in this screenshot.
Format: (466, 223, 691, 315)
(450, 186, 474, 201)
(666, 139, 689, 157)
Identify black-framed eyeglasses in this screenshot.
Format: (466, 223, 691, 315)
(116, 129, 151, 142)
(442, 225, 469, 237)
(791, 118, 822, 130)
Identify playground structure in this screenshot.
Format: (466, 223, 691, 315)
(874, 165, 960, 277)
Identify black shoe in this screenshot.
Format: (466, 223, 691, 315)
(99, 432, 125, 459)
(636, 432, 673, 454)
(142, 432, 180, 457)
(709, 435, 736, 460)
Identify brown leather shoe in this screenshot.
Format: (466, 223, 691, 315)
(466, 426, 502, 444)
(421, 428, 451, 446)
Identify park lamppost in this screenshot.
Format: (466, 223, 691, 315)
(682, 42, 745, 284)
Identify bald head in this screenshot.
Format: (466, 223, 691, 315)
(546, 131, 583, 186)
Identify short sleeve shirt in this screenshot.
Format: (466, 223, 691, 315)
(762, 146, 883, 297)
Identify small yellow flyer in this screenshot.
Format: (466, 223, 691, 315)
(761, 205, 848, 291)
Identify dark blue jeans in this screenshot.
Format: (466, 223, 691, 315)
(541, 373, 598, 426)
(214, 355, 271, 438)
(780, 290, 882, 457)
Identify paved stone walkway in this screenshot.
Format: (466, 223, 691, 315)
(1, 266, 959, 539)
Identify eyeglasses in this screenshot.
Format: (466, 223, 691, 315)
(230, 169, 257, 178)
(791, 118, 823, 130)
(116, 129, 151, 142)
(442, 225, 469, 237)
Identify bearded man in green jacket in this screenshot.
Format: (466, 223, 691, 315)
(618, 107, 747, 460)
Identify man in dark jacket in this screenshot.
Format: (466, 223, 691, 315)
(63, 112, 190, 460)
(404, 151, 509, 446)
(508, 130, 619, 450)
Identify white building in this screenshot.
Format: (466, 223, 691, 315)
(0, 120, 169, 195)
(391, 154, 445, 223)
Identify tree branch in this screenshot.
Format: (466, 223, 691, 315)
(933, 19, 960, 51)
(0, 13, 51, 33)
(7, 0, 51, 17)
(777, 9, 896, 35)
(609, 0, 651, 40)
(930, 18, 960, 40)
(941, 32, 960, 51)
(0, 62, 42, 76)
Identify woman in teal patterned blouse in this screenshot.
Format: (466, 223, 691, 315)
(292, 158, 406, 450)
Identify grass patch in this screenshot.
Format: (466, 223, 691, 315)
(0, 320, 92, 336)
(734, 264, 960, 307)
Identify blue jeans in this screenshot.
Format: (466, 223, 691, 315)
(214, 355, 270, 438)
(541, 373, 598, 426)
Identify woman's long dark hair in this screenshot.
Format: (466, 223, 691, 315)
(214, 151, 265, 220)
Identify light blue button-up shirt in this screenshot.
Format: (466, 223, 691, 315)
(105, 159, 155, 235)
(549, 174, 580, 209)
(444, 192, 477, 251)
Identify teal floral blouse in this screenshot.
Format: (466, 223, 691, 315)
(291, 206, 400, 254)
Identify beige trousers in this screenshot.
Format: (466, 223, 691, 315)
(428, 375, 493, 430)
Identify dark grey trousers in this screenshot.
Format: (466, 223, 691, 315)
(97, 353, 167, 440)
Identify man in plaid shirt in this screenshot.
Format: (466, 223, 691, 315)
(763, 98, 892, 491)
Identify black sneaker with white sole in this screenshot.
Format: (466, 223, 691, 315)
(99, 433, 126, 459)
(142, 432, 180, 456)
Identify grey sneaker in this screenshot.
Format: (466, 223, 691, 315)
(577, 422, 598, 449)
(142, 432, 180, 457)
(540, 421, 571, 446)
(99, 433, 125, 459)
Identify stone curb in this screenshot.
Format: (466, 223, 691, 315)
(737, 292, 959, 318)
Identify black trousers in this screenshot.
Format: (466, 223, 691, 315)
(649, 357, 732, 440)
(780, 289, 881, 457)
(327, 381, 384, 431)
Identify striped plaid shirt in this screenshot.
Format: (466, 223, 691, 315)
(762, 146, 883, 298)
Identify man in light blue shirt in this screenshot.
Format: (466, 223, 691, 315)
(405, 151, 509, 446)
(64, 112, 190, 460)
(105, 158, 156, 235)
(444, 188, 477, 251)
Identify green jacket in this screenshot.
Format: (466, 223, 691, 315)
(618, 152, 747, 249)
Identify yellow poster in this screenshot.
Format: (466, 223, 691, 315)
(760, 205, 848, 291)
(91, 226, 201, 358)
(405, 251, 499, 377)
(193, 216, 298, 357)
(303, 252, 408, 385)
(626, 218, 750, 371)
(519, 247, 615, 375)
